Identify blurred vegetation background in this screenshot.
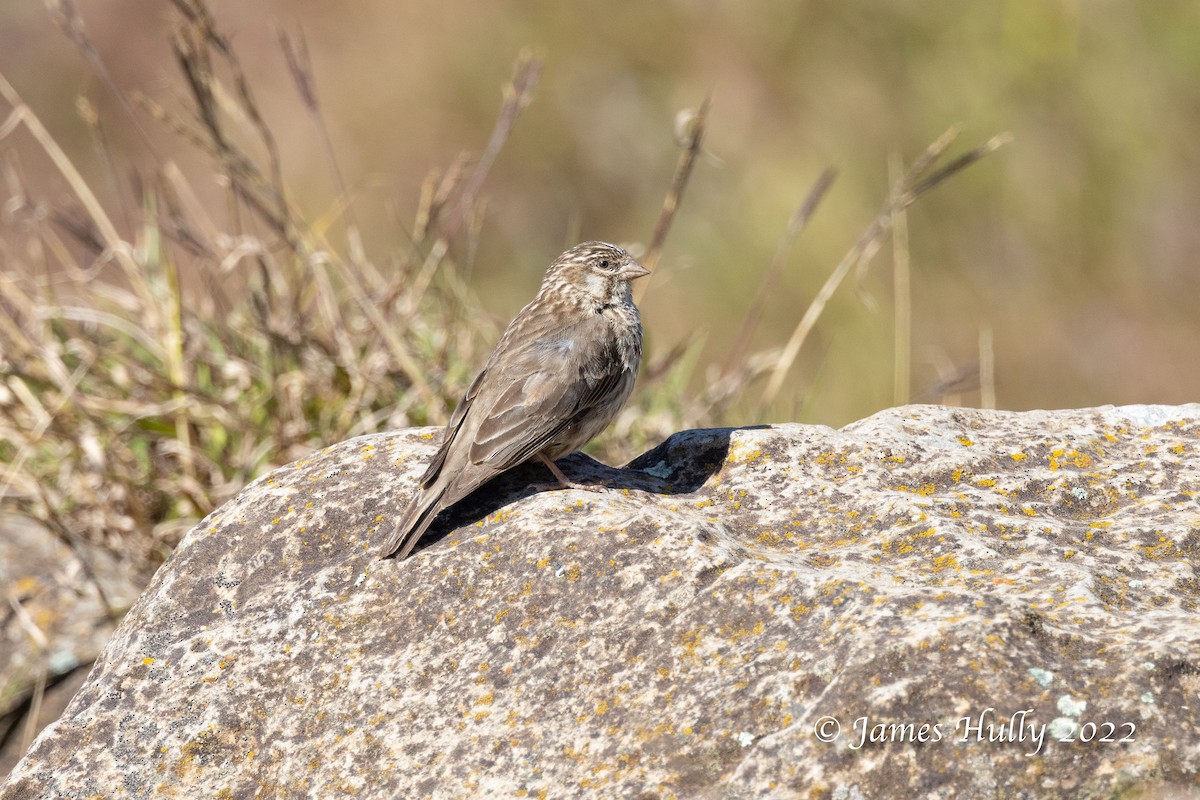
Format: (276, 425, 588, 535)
(0, 0, 1197, 554)
(1, 0, 1198, 774)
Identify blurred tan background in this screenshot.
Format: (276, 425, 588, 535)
(2, 0, 1199, 427)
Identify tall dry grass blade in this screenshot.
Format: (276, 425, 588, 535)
(169, 3, 294, 245)
(0, 71, 153, 315)
(723, 167, 836, 375)
(890, 151, 911, 407)
(48, 0, 160, 157)
(277, 22, 382, 280)
(154, 203, 196, 485)
(637, 95, 710, 303)
(408, 53, 542, 320)
(907, 132, 1014, 201)
(979, 323, 996, 409)
(758, 128, 1010, 414)
(6, 591, 49, 760)
(442, 52, 542, 242)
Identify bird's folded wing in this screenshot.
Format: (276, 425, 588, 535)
(468, 322, 624, 470)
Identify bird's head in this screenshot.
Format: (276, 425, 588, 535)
(541, 241, 650, 306)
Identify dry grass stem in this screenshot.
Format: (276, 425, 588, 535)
(638, 95, 710, 299)
(758, 128, 1011, 413)
(724, 167, 837, 376)
(890, 151, 911, 406)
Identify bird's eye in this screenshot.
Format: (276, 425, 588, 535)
(598, 258, 610, 269)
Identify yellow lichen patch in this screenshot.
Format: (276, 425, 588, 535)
(916, 483, 937, 496)
(930, 553, 959, 573)
(881, 527, 938, 555)
(1022, 506, 1038, 517)
(1137, 538, 1183, 560)
(679, 628, 704, 659)
(494, 609, 510, 624)
(974, 477, 996, 488)
(756, 530, 784, 546)
(694, 498, 714, 509)
(729, 445, 765, 464)
(957, 436, 974, 447)
(142, 657, 155, 665)
(1062, 550, 1076, 560)
(807, 552, 838, 569)
(1010, 453, 1028, 461)
(1170, 443, 1187, 455)
(815, 451, 844, 467)
(1048, 448, 1093, 470)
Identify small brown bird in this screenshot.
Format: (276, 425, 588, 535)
(380, 241, 650, 560)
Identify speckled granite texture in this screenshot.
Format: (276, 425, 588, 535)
(3, 405, 1199, 799)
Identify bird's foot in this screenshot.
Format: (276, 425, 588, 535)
(535, 453, 606, 493)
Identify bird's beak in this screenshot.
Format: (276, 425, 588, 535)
(621, 262, 651, 280)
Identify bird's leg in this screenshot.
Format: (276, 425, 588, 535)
(535, 453, 605, 492)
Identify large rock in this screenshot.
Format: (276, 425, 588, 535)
(3, 405, 1198, 799)
(0, 515, 142, 780)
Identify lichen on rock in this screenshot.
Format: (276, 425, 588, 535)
(2, 405, 1198, 799)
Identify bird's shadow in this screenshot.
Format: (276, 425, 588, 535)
(400, 426, 766, 557)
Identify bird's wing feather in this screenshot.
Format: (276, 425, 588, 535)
(417, 365, 488, 488)
(467, 315, 624, 470)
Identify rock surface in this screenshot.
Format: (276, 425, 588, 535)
(3, 405, 1199, 799)
(0, 514, 141, 779)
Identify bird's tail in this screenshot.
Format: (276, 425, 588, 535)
(379, 486, 446, 560)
